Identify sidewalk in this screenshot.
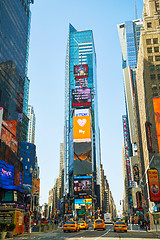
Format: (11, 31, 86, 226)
(149, 230, 160, 238)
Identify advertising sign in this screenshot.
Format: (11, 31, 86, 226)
(74, 176, 92, 195)
(74, 64, 88, 76)
(74, 198, 92, 209)
(1, 121, 18, 153)
(75, 76, 88, 89)
(0, 160, 23, 192)
(145, 121, 153, 152)
(153, 97, 160, 153)
(33, 178, 40, 196)
(74, 142, 92, 175)
(75, 109, 89, 117)
(148, 169, 160, 202)
(73, 116, 91, 142)
(0, 107, 3, 137)
(72, 89, 91, 108)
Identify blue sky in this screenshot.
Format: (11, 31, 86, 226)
(28, 0, 143, 212)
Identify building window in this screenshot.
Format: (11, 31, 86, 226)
(152, 84, 157, 90)
(154, 47, 159, 52)
(150, 65, 155, 71)
(23, 151, 26, 155)
(156, 65, 160, 70)
(28, 158, 30, 162)
(146, 39, 151, 45)
(153, 92, 158, 97)
(25, 166, 28, 170)
(147, 22, 152, 28)
(158, 74, 160, 80)
(153, 38, 158, 44)
(26, 145, 29, 149)
(20, 157, 23, 161)
(148, 56, 153, 62)
(155, 56, 160, 61)
(147, 47, 152, 53)
(151, 74, 156, 80)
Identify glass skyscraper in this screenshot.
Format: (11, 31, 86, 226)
(64, 24, 101, 212)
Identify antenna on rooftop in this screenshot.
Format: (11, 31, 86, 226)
(135, 0, 138, 19)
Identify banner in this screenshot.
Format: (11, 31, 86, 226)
(73, 116, 91, 142)
(153, 97, 160, 153)
(148, 169, 160, 202)
(33, 178, 40, 196)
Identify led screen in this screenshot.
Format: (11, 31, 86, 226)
(75, 76, 88, 89)
(72, 89, 91, 108)
(74, 198, 92, 209)
(73, 116, 91, 142)
(153, 97, 160, 153)
(74, 176, 92, 195)
(74, 65, 88, 76)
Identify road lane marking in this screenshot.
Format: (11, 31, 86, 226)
(93, 229, 110, 240)
(67, 229, 90, 238)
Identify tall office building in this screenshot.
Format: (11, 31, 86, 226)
(64, 24, 101, 215)
(27, 105, 36, 144)
(135, 0, 160, 228)
(0, 0, 33, 141)
(117, 19, 143, 213)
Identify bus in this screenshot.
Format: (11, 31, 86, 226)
(104, 213, 112, 224)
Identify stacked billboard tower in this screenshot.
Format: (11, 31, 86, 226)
(64, 24, 101, 217)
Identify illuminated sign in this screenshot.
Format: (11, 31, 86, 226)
(0, 160, 23, 192)
(72, 89, 91, 108)
(148, 168, 160, 202)
(73, 116, 91, 142)
(0, 107, 3, 137)
(74, 176, 92, 195)
(75, 109, 89, 117)
(74, 198, 92, 209)
(145, 121, 153, 152)
(74, 65, 88, 76)
(153, 97, 160, 153)
(75, 76, 88, 89)
(33, 178, 40, 196)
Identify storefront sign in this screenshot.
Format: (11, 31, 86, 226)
(148, 168, 160, 202)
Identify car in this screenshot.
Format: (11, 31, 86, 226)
(93, 219, 105, 230)
(63, 221, 80, 232)
(77, 220, 88, 230)
(114, 221, 127, 232)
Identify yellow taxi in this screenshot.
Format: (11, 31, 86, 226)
(77, 220, 88, 230)
(93, 219, 105, 230)
(63, 221, 80, 232)
(114, 221, 127, 232)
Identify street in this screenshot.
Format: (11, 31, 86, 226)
(11, 224, 159, 240)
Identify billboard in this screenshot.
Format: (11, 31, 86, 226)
(72, 89, 91, 108)
(73, 116, 91, 142)
(74, 142, 92, 175)
(1, 122, 18, 154)
(153, 97, 160, 153)
(145, 121, 153, 152)
(148, 168, 160, 202)
(75, 76, 88, 89)
(74, 198, 92, 209)
(0, 160, 23, 192)
(74, 65, 88, 76)
(33, 178, 40, 196)
(75, 109, 89, 117)
(74, 176, 92, 195)
(0, 107, 3, 137)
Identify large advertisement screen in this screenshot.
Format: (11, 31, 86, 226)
(153, 97, 160, 153)
(0, 160, 23, 192)
(148, 168, 160, 202)
(1, 120, 18, 153)
(73, 116, 91, 142)
(74, 198, 92, 209)
(74, 176, 92, 196)
(75, 76, 88, 89)
(72, 89, 91, 108)
(33, 178, 40, 196)
(74, 142, 92, 175)
(75, 109, 89, 117)
(74, 65, 88, 76)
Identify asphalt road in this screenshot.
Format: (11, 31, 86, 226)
(12, 224, 159, 240)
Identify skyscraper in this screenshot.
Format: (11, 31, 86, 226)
(117, 19, 143, 213)
(27, 105, 36, 144)
(64, 24, 101, 215)
(135, 0, 160, 227)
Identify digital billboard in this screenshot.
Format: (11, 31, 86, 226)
(1, 121, 18, 153)
(153, 97, 160, 153)
(74, 64, 88, 76)
(73, 116, 91, 142)
(33, 178, 40, 196)
(74, 176, 92, 195)
(72, 89, 91, 108)
(75, 109, 89, 117)
(74, 142, 92, 175)
(75, 76, 88, 89)
(74, 198, 92, 210)
(0, 160, 23, 192)
(0, 107, 3, 137)
(148, 168, 160, 202)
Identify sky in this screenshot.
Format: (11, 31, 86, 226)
(28, 0, 143, 212)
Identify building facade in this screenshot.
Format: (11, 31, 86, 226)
(27, 105, 36, 144)
(64, 24, 101, 217)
